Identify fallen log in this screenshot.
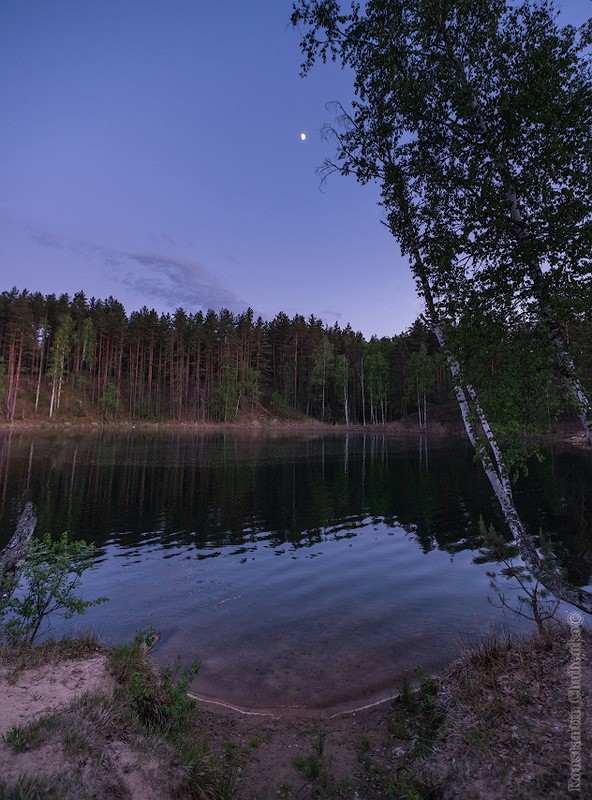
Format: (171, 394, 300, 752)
(0, 502, 37, 602)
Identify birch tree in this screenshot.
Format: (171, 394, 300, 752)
(405, 343, 434, 430)
(312, 335, 334, 421)
(366, 350, 388, 424)
(334, 353, 350, 424)
(292, 0, 592, 443)
(292, 0, 592, 613)
(0, 290, 33, 421)
(48, 314, 73, 418)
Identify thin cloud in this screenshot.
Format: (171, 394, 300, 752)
(149, 232, 177, 247)
(30, 230, 68, 250)
(319, 308, 343, 326)
(26, 223, 247, 313)
(118, 252, 245, 312)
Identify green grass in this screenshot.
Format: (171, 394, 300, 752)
(4, 715, 60, 753)
(2, 634, 235, 800)
(385, 769, 440, 800)
(107, 636, 233, 798)
(293, 753, 324, 780)
(0, 633, 102, 679)
(0, 774, 89, 800)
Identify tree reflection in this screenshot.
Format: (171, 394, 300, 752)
(0, 431, 590, 586)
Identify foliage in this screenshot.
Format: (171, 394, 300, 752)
(291, 0, 592, 467)
(0, 287, 448, 425)
(269, 389, 292, 419)
(399, 674, 415, 711)
(99, 382, 120, 420)
(0, 775, 77, 800)
(108, 641, 237, 796)
(0, 634, 102, 676)
(475, 516, 560, 632)
(333, 352, 350, 422)
(385, 769, 440, 800)
(1, 635, 234, 800)
(292, 0, 592, 302)
(0, 532, 107, 644)
(366, 350, 389, 424)
(393, 665, 443, 760)
(211, 358, 261, 421)
(109, 638, 200, 736)
(311, 335, 335, 420)
(405, 344, 435, 428)
(0, 356, 6, 406)
(292, 753, 324, 780)
(2, 282, 591, 434)
(48, 314, 74, 417)
(292, 730, 331, 792)
(4, 715, 61, 753)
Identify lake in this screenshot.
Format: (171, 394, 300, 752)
(1, 428, 590, 713)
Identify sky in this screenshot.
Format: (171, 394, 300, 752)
(1, 1, 589, 339)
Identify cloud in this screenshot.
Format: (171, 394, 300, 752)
(149, 232, 177, 247)
(30, 230, 66, 250)
(26, 223, 247, 314)
(318, 308, 343, 326)
(115, 252, 245, 312)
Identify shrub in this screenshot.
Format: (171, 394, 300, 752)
(109, 639, 200, 737)
(0, 532, 107, 644)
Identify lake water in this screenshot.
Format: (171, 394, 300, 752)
(1, 429, 590, 713)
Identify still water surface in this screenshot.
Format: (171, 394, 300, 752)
(1, 430, 590, 712)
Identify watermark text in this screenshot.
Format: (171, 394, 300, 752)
(567, 612, 582, 793)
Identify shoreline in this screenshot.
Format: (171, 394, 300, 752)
(1, 623, 589, 799)
(187, 686, 403, 722)
(1, 416, 590, 454)
(0, 415, 464, 438)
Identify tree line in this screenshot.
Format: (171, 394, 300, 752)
(0, 287, 456, 424)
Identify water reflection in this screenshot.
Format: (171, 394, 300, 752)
(1, 429, 591, 711)
(0, 432, 488, 548)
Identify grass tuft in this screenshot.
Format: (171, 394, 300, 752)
(4, 715, 60, 753)
(2, 633, 235, 800)
(293, 753, 324, 780)
(386, 769, 441, 800)
(0, 634, 102, 678)
(0, 774, 88, 800)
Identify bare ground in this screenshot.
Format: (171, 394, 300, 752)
(0, 641, 213, 800)
(194, 698, 411, 799)
(420, 623, 592, 800)
(1, 623, 589, 799)
(192, 623, 592, 799)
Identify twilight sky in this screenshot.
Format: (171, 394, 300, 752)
(1, 1, 589, 338)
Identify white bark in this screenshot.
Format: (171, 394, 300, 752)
(410, 240, 592, 613)
(465, 384, 513, 498)
(441, 27, 592, 446)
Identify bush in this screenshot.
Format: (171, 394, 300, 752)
(0, 532, 107, 644)
(108, 638, 200, 736)
(269, 391, 291, 419)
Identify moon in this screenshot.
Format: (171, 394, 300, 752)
(300, 132, 307, 141)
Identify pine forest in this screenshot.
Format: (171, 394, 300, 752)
(1, 287, 590, 431)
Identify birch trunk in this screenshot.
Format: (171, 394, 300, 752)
(344, 383, 350, 425)
(406, 235, 592, 613)
(34, 327, 46, 413)
(441, 27, 592, 445)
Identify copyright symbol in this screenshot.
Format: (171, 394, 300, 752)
(568, 612, 583, 626)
